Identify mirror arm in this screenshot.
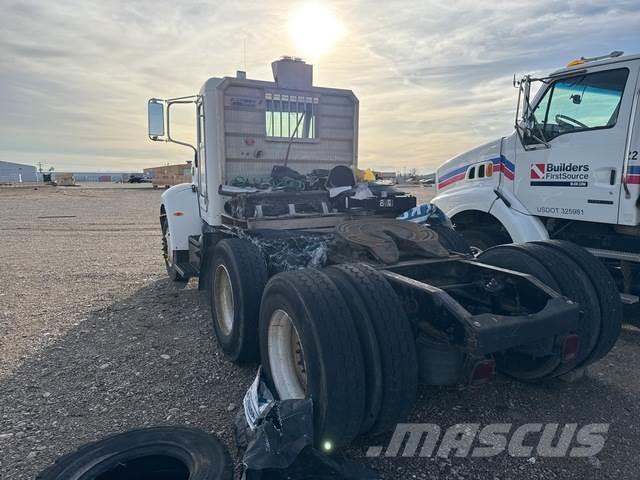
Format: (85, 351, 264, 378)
(514, 76, 550, 150)
(166, 100, 198, 164)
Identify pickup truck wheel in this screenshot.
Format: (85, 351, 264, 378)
(35, 426, 233, 480)
(259, 269, 366, 448)
(477, 246, 564, 381)
(160, 214, 187, 282)
(329, 263, 418, 435)
(209, 239, 267, 363)
(516, 243, 601, 377)
(532, 240, 622, 366)
(430, 225, 472, 255)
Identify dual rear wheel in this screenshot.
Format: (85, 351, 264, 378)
(477, 240, 622, 381)
(258, 265, 418, 448)
(206, 238, 418, 448)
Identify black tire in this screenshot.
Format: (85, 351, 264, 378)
(477, 245, 563, 381)
(479, 243, 602, 379)
(460, 227, 506, 252)
(533, 240, 622, 365)
(330, 263, 418, 435)
(160, 213, 188, 282)
(259, 269, 366, 448)
(323, 267, 384, 434)
(430, 225, 472, 255)
(36, 426, 233, 480)
(515, 243, 601, 376)
(209, 238, 268, 363)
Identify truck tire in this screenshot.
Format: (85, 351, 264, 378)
(161, 213, 188, 282)
(430, 225, 472, 255)
(477, 245, 564, 381)
(533, 240, 622, 365)
(459, 227, 506, 252)
(479, 244, 601, 379)
(35, 426, 233, 480)
(209, 238, 268, 363)
(323, 267, 383, 434)
(515, 243, 601, 376)
(259, 269, 366, 448)
(330, 263, 418, 435)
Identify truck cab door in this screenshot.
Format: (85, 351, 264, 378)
(514, 62, 640, 224)
(196, 101, 208, 214)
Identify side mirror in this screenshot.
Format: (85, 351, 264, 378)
(148, 99, 165, 140)
(521, 77, 532, 121)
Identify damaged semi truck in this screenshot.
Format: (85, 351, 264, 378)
(148, 57, 621, 448)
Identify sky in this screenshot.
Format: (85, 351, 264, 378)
(1, 1, 640, 174)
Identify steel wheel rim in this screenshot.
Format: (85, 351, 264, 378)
(214, 265, 234, 335)
(268, 309, 307, 399)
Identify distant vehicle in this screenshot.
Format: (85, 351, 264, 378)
(373, 179, 394, 186)
(420, 173, 436, 186)
(128, 175, 151, 183)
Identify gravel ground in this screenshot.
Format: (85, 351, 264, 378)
(1, 185, 639, 479)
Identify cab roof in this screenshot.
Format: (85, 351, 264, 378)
(552, 52, 640, 76)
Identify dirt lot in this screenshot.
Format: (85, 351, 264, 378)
(1, 185, 639, 479)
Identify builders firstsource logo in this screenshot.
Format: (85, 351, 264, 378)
(530, 163, 589, 187)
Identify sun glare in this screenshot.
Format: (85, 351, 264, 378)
(288, 2, 344, 60)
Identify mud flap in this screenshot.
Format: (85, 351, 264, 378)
(235, 369, 379, 480)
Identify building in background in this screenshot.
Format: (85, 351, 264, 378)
(144, 162, 193, 188)
(0, 161, 37, 183)
(72, 172, 133, 183)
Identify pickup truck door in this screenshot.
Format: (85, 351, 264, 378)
(513, 61, 640, 224)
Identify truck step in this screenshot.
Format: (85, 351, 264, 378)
(620, 293, 639, 305)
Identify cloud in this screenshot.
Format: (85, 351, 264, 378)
(0, 0, 639, 172)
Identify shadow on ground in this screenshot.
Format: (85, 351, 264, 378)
(0, 280, 254, 479)
(1, 279, 639, 480)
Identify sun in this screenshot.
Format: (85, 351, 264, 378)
(288, 2, 345, 60)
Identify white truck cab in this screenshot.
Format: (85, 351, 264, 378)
(148, 57, 358, 279)
(432, 51, 640, 299)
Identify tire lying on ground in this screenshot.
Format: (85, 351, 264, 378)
(209, 238, 268, 363)
(429, 224, 472, 255)
(478, 242, 607, 379)
(36, 426, 233, 480)
(532, 240, 622, 366)
(325, 263, 418, 435)
(259, 268, 366, 448)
